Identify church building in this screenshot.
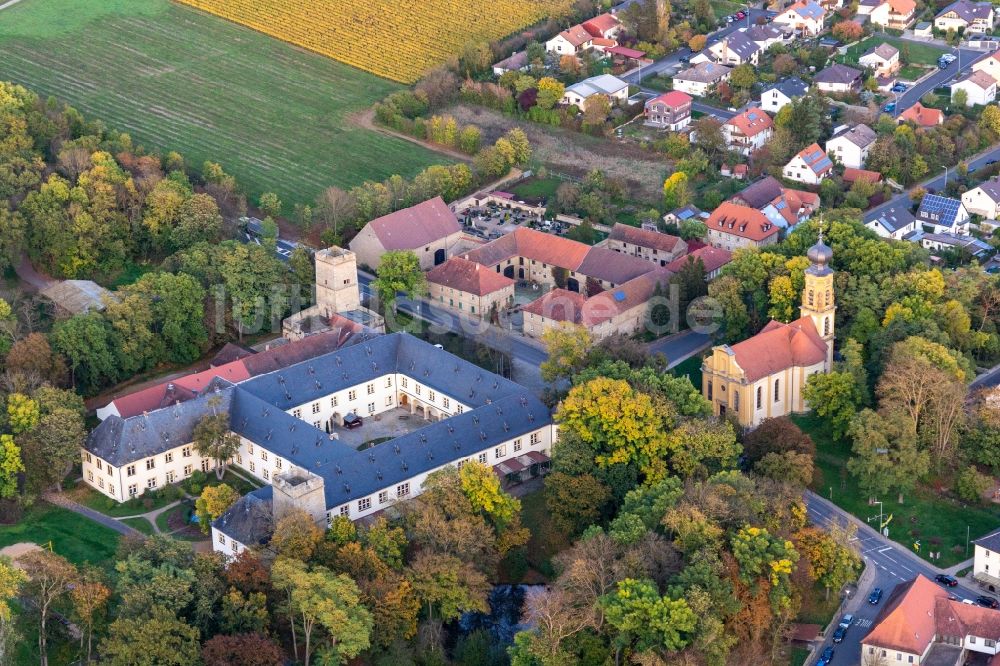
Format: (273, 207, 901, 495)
(701, 236, 835, 428)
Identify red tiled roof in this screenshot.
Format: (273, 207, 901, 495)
(648, 90, 693, 108)
(111, 361, 251, 418)
(557, 24, 594, 47)
(582, 13, 620, 37)
(577, 246, 654, 285)
(726, 107, 773, 137)
(241, 325, 366, 376)
(365, 196, 461, 251)
(667, 245, 733, 274)
(591, 38, 617, 48)
(887, 0, 916, 14)
(729, 316, 827, 381)
(792, 143, 834, 176)
(843, 168, 883, 184)
(462, 227, 592, 272)
(606, 45, 645, 59)
(707, 202, 780, 242)
(898, 102, 945, 127)
(608, 223, 684, 253)
(521, 289, 586, 324)
(426, 256, 514, 296)
(523, 270, 672, 327)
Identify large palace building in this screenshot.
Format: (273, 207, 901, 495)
(82, 333, 554, 556)
(701, 236, 835, 428)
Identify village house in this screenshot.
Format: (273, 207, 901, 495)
(918, 231, 993, 259)
(706, 31, 762, 66)
(545, 24, 594, 55)
(862, 574, 1000, 665)
(729, 176, 819, 231)
(492, 51, 529, 76)
(664, 204, 709, 226)
(974, 55, 1000, 82)
(867, 0, 917, 28)
(916, 193, 971, 234)
(581, 13, 622, 40)
(349, 196, 464, 271)
(858, 43, 900, 78)
(897, 101, 945, 127)
(760, 76, 809, 113)
(813, 64, 863, 93)
(666, 245, 733, 279)
(672, 62, 732, 96)
(702, 237, 835, 427)
(705, 202, 781, 251)
(723, 108, 774, 155)
(964, 177, 1000, 219)
(935, 0, 995, 33)
(425, 256, 515, 318)
(826, 123, 877, 169)
(745, 23, 788, 50)
(866, 203, 919, 240)
(773, 0, 827, 36)
(643, 90, 693, 130)
(842, 168, 883, 188)
(782, 143, 834, 185)
(952, 70, 998, 106)
(973, 530, 1000, 594)
(562, 74, 629, 110)
(605, 223, 688, 267)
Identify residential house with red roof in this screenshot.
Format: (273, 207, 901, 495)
(773, 0, 827, 36)
(869, 0, 917, 28)
(723, 108, 773, 155)
(782, 143, 834, 185)
(702, 237, 835, 427)
(605, 223, 688, 267)
(426, 257, 514, 318)
(643, 90, 693, 130)
(666, 245, 733, 279)
(862, 574, 1000, 665)
(706, 202, 781, 251)
(349, 196, 464, 271)
(545, 24, 595, 55)
(581, 13, 622, 40)
(897, 102, 945, 127)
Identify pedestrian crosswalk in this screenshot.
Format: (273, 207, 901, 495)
(854, 618, 873, 629)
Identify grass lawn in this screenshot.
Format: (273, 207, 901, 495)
(71, 483, 176, 518)
(520, 490, 571, 581)
(845, 35, 947, 67)
(0, 0, 448, 213)
(121, 517, 156, 535)
(899, 64, 929, 81)
(789, 646, 810, 666)
(672, 354, 704, 389)
(710, 0, 743, 18)
(156, 502, 190, 533)
(509, 176, 565, 202)
(794, 413, 1000, 567)
(0, 503, 120, 567)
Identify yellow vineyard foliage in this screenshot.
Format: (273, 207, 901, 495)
(176, 0, 572, 83)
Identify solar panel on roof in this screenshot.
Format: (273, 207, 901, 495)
(815, 157, 833, 171)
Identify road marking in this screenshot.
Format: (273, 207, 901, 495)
(877, 547, 893, 553)
(855, 618, 873, 628)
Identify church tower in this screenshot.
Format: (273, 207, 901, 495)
(800, 232, 835, 367)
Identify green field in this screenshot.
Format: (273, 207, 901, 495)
(0, 0, 449, 212)
(0, 503, 120, 567)
(845, 35, 947, 68)
(796, 413, 1000, 568)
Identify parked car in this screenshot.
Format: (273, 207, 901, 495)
(817, 646, 835, 666)
(736, 10, 746, 18)
(869, 588, 883, 605)
(883, 102, 896, 113)
(935, 574, 959, 587)
(976, 595, 1000, 609)
(891, 83, 908, 93)
(839, 614, 854, 629)
(343, 413, 363, 429)
(832, 626, 847, 643)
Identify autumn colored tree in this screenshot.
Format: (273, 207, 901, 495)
(689, 34, 707, 51)
(99, 606, 200, 666)
(192, 398, 240, 480)
(600, 578, 698, 654)
(20, 550, 78, 666)
(271, 508, 324, 562)
(544, 472, 611, 535)
(794, 523, 860, 599)
(536, 77, 566, 110)
(70, 575, 111, 663)
(202, 633, 283, 666)
(662, 171, 692, 210)
(832, 20, 863, 42)
(0, 558, 26, 622)
(540, 323, 593, 382)
(195, 483, 240, 533)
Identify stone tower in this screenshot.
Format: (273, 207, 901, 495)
(272, 466, 327, 526)
(800, 231, 836, 367)
(315, 246, 361, 317)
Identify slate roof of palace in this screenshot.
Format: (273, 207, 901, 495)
(86, 333, 551, 508)
(215, 486, 274, 547)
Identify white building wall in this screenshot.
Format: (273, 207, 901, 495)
(82, 444, 217, 503)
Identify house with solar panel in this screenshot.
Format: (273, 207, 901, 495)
(865, 204, 919, 240)
(83, 332, 556, 557)
(723, 108, 773, 156)
(782, 143, 834, 185)
(916, 194, 970, 235)
(773, 0, 827, 36)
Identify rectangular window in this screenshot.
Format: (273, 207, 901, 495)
(166, 471, 175, 484)
(339, 505, 350, 517)
(457, 405, 464, 414)
(184, 464, 192, 476)
(385, 377, 392, 387)
(85, 452, 92, 463)
(129, 484, 138, 497)
(201, 459, 210, 472)
(312, 402, 320, 414)
(249, 461, 256, 473)
(358, 497, 372, 511)
(428, 390, 436, 402)
(293, 408, 302, 419)
(443, 397, 450, 409)
(218, 533, 226, 545)
(87, 471, 94, 482)
(514, 438, 522, 452)
(379, 491, 389, 504)
(146, 458, 155, 470)
(261, 451, 268, 461)
(367, 383, 375, 395)
(263, 470, 270, 480)
(126, 464, 135, 477)
(107, 465, 113, 477)
(397, 482, 410, 497)
(108, 483, 115, 495)
(275, 458, 282, 470)
(182, 446, 191, 457)
(248, 444, 254, 455)
(385, 395, 393, 406)
(96, 460, 102, 471)
(495, 444, 506, 458)
(313, 421, 321, 428)
(165, 452, 174, 463)
(236, 455, 242, 465)
(331, 396, 338, 408)
(365, 402, 373, 414)
(530, 432, 540, 445)
(478, 453, 488, 464)
(147, 478, 157, 489)
(415, 385, 422, 396)
(98, 478, 104, 489)
(348, 390, 357, 400)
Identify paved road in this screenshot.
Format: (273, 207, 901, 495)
(970, 361, 1000, 390)
(864, 141, 1000, 224)
(806, 492, 986, 666)
(884, 42, 985, 118)
(649, 329, 713, 367)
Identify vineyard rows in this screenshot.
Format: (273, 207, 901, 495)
(176, 0, 572, 83)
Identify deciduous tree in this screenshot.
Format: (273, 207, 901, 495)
(195, 483, 239, 533)
(192, 402, 240, 480)
(202, 633, 283, 666)
(540, 324, 593, 382)
(99, 605, 200, 666)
